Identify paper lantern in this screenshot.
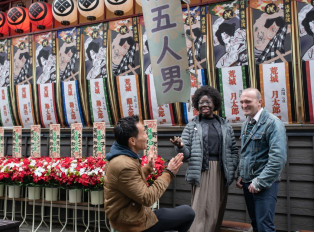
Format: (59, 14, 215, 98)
(7, 6, 30, 33)
(105, 0, 133, 16)
(29, 1, 53, 29)
(0, 12, 9, 36)
(135, 0, 141, 6)
(78, 0, 104, 20)
(52, 0, 78, 25)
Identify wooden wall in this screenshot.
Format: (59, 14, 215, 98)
(2, 127, 314, 232)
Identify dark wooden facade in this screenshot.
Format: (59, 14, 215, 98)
(2, 126, 314, 232)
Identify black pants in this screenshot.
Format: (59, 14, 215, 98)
(143, 205, 195, 232)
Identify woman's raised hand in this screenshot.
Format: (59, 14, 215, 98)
(170, 136, 184, 148)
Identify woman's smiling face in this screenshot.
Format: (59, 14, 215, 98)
(198, 95, 215, 118)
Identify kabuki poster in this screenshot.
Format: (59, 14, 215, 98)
(110, 18, 140, 77)
(83, 23, 113, 125)
(35, 32, 59, 128)
(257, 62, 294, 123)
(250, 0, 292, 65)
(0, 39, 15, 127)
(302, 60, 314, 123)
(141, 16, 176, 126)
(217, 66, 249, 124)
(182, 6, 207, 70)
(209, 0, 248, 68)
(13, 36, 37, 128)
(58, 27, 85, 127)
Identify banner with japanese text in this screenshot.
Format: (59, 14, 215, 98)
(297, 1, 314, 61)
(0, 39, 15, 127)
(182, 6, 208, 70)
(110, 18, 140, 77)
(49, 124, 60, 158)
(35, 32, 59, 128)
(302, 60, 314, 123)
(217, 65, 249, 124)
(0, 127, 4, 157)
(83, 23, 112, 125)
(144, 120, 157, 157)
(16, 84, 36, 128)
(250, 0, 292, 65)
(31, 125, 41, 158)
(182, 69, 206, 124)
(12, 126, 22, 158)
(258, 62, 293, 123)
(146, 74, 175, 126)
(93, 122, 106, 158)
(209, 0, 248, 68)
(62, 80, 85, 126)
(116, 75, 142, 120)
(141, 0, 191, 105)
(71, 123, 82, 158)
(58, 28, 84, 127)
(13, 36, 36, 128)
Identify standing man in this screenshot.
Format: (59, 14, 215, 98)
(104, 115, 195, 232)
(237, 88, 287, 232)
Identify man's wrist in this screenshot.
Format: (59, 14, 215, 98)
(165, 168, 175, 178)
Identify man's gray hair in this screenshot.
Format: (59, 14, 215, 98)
(242, 88, 262, 100)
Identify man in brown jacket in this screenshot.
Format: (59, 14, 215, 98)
(104, 115, 195, 232)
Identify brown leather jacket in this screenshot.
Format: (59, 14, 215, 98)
(104, 155, 173, 232)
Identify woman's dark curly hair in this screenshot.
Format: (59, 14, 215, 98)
(192, 86, 222, 111)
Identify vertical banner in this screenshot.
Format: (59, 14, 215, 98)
(297, 1, 314, 61)
(250, 0, 292, 64)
(303, 60, 314, 123)
(146, 74, 175, 126)
(31, 125, 41, 158)
(259, 62, 292, 123)
(93, 122, 106, 158)
(83, 23, 112, 125)
(35, 32, 59, 128)
(13, 36, 36, 128)
(71, 123, 82, 158)
(0, 39, 15, 127)
(0, 127, 4, 157)
(217, 66, 248, 124)
(116, 75, 142, 120)
(140, 17, 176, 126)
(110, 18, 140, 77)
(182, 6, 208, 70)
(144, 120, 157, 157)
(182, 69, 206, 124)
(209, 0, 248, 68)
(141, 0, 191, 105)
(12, 126, 22, 158)
(58, 28, 84, 127)
(49, 124, 60, 158)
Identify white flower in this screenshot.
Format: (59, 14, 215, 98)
(34, 167, 45, 177)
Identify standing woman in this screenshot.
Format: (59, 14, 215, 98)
(170, 86, 239, 232)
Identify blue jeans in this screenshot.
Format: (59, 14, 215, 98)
(243, 182, 279, 232)
(143, 205, 195, 232)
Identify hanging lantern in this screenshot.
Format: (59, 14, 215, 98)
(7, 5, 30, 33)
(0, 12, 9, 36)
(29, 1, 53, 30)
(78, 0, 104, 20)
(105, 0, 133, 16)
(52, 0, 78, 25)
(135, 0, 141, 7)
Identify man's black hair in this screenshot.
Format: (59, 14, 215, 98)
(215, 23, 236, 46)
(264, 16, 285, 29)
(37, 49, 49, 67)
(0, 56, 4, 65)
(86, 41, 100, 61)
(19, 52, 30, 61)
(119, 37, 135, 49)
(302, 10, 314, 36)
(186, 27, 202, 38)
(114, 115, 140, 147)
(192, 85, 222, 111)
(65, 46, 76, 55)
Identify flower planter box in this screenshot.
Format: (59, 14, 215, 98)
(69, 189, 82, 203)
(28, 186, 41, 200)
(45, 187, 58, 201)
(91, 190, 104, 205)
(8, 185, 20, 199)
